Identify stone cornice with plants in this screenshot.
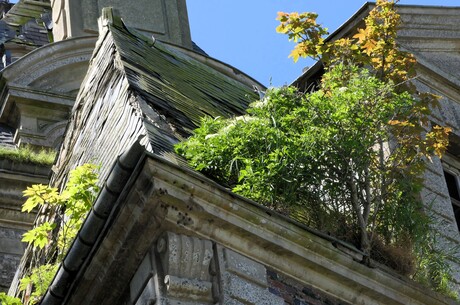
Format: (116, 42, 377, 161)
(176, 0, 456, 299)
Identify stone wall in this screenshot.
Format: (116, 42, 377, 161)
(0, 227, 25, 292)
(414, 72, 460, 290)
(0, 159, 50, 292)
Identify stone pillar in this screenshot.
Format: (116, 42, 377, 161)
(51, 0, 192, 49)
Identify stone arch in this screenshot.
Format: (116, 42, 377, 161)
(43, 120, 69, 149)
(2, 35, 97, 96)
(0, 36, 97, 148)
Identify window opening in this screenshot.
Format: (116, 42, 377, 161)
(442, 155, 460, 232)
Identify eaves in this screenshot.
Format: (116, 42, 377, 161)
(40, 141, 456, 305)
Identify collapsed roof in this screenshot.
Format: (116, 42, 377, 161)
(53, 9, 261, 186)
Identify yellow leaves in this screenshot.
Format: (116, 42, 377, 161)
(353, 28, 368, 44)
(276, 12, 289, 22)
(276, 0, 413, 81)
(290, 41, 316, 62)
(276, 11, 328, 61)
(21, 222, 56, 249)
(290, 44, 304, 62)
(390, 118, 452, 160)
(362, 39, 378, 55)
(426, 125, 452, 158)
(388, 119, 410, 127)
(275, 12, 290, 34)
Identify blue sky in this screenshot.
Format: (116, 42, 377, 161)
(187, 1, 460, 87)
(7, 0, 459, 86)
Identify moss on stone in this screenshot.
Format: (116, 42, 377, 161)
(0, 145, 55, 165)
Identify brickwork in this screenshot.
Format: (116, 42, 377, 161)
(267, 268, 351, 305)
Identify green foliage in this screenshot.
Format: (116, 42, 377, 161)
(414, 235, 458, 299)
(0, 292, 22, 305)
(176, 69, 431, 238)
(177, 0, 456, 298)
(0, 145, 56, 165)
(22, 185, 60, 213)
(18, 164, 100, 304)
(58, 164, 99, 256)
(19, 264, 58, 305)
(21, 222, 56, 249)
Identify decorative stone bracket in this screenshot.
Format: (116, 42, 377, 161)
(130, 231, 283, 305)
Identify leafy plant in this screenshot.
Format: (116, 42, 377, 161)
(0, 292, 22, 305)
(22, 185, 60, 213)
(21, 222, 56, 250)
(19, 264, 58, 305)
(176, 0, 455, 297)
(16, 164, 100, 304)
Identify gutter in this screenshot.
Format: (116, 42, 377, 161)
(40, 141, 146, 305)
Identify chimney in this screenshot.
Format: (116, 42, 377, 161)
(51, 0, 192, 49)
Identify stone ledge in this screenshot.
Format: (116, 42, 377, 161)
(0, 157, 51, 178)
(144, 155, 457, 305)
(49, 151, 458, 305)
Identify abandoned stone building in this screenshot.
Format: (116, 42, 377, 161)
(0, 0, 459, 304)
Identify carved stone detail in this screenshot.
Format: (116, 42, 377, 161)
(131, 232, 216, 305)
(130, 232, 283, 305)
(157, 232, 215, 303)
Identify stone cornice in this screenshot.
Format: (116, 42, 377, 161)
(8, 86, 74, 106)
(141, 155, 456, 305)
(0, 157, 50, 180)
(52, 148, 456, 305)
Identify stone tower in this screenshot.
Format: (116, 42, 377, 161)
(51, 0, 192, 49)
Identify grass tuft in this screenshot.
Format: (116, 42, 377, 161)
(0, 145, 56, 165)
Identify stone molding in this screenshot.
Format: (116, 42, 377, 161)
(1, 36, 97, 95)
(157, 232, 215, 303)
(0, 36, 96, 147)
(60, 152, 457, 305)
(131, 232, 217, 305)
(141, 156, 456, 305)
